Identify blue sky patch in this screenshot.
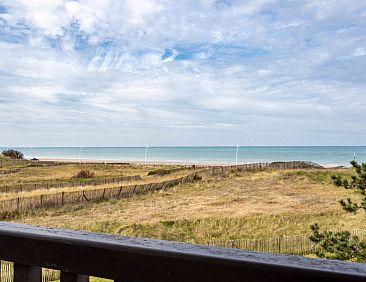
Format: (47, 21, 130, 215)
(162, 43, 268, 62)
(0, 6, 8, 14)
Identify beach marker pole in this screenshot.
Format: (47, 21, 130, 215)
(79, 147, 83, 164)
(145, 146, 149, 165)
(235, 145, 239, 166)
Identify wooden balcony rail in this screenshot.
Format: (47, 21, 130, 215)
(0, 222, 365, 282)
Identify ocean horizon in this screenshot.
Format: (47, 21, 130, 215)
(3, 146, 366, 167)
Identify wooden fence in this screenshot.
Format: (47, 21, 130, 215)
(1, 222, 365, 282)
(207, 161, 323, 176)
(1, 229, 366, 281)
(0, 169, 21, 175)
(0, 161, 324, 216)
(199, 229, 366, 256)
(0, 171, 202, 216)
(1, 261, 59, 282)
(0, 175, 141, 194)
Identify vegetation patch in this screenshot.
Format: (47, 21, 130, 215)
(147, 168, 171, 176)
(1, 149, 24, 160)
(282, 169, 354, 184)
(73, 170, 95, 179)
(310, 161, 366, 262)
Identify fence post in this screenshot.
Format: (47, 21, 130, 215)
(60, 272, 88, 282)
(278, 236, 282, 253)
(14, 263, 42, 282)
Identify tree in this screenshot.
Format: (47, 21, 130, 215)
(310, 160, 366, 262)
(1, 149, 24, 159)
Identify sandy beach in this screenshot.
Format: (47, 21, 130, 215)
(35, 157, 344, 168)
(37, 157, 231, 166)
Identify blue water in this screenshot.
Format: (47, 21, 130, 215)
(3, 146, 365, 166)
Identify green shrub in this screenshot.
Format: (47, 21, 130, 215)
(1, 149, 24, 159)
(311, 160, 366, 262)
(310, 223, 366, 262)
(147, 169, 171, 176)
(73, 170, 95, 179)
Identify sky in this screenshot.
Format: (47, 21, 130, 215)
(0, 0, 365, 146)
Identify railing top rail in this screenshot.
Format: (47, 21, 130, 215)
(0, 222, 365, 281)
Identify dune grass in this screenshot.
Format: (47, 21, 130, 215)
(0, 168, 196, 201)
(14, 168, 364, 242)
(0, 156, 177, 186)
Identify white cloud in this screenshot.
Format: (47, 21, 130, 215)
(0, 0, 365, 146)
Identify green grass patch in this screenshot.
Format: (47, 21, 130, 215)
(58, 211, 366, 242)
(283, 169, 354, 184)
(147, 168, 171, 176)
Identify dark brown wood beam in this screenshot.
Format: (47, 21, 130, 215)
(14, 263, 42, 282)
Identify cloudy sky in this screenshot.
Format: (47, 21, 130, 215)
(0, 0, 365, 146)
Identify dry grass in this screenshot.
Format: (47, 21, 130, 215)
(0, 157, 178, 186)
(15, 168, 366, 241)
(0, 168, 196, 200)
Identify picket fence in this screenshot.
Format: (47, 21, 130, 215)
(0, 261, 59, 282)
(0, 161, 324, 216)
(0, 175, 141, 194)
(0, 172, 202, 216)
(198, 228, 366, 256)
(209, 161, 323, 176)
(0, 169, 21, 175)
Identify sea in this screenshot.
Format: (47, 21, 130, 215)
(5, 146, 366, 167)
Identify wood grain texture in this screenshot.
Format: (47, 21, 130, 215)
(0, 222, 365, 281)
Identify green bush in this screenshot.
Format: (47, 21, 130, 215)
(147, 169, 171, 176)
(310, 223, 366, 262)
(310, 160, 366, 262)
(73, 170, 95, 179)
(1, 149, 24, 159)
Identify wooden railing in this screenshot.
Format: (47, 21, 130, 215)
(0, 222, 365, 281)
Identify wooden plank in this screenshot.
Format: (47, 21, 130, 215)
(61, 271, 89, 282)
(0, 222, 365, 282)
(14, 263, 41, 282)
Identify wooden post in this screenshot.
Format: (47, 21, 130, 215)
(14, 263, 42, 282)
(60, 272, 89, 282)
